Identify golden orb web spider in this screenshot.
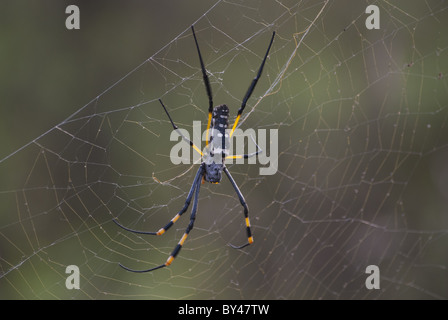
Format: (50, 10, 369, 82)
(113, 26, 275, 273)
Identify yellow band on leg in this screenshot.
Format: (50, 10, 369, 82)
(205, 113, 212, 146)
(193, 144, 203, 156)
(179, 233, 188, 246)
(172, 214, 180, 223)
(229, 114, 241, 138)
(166, 256, 174, 266)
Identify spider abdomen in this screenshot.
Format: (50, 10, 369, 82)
(209, 104, 230, 157)
(204, 104, 230, 183)
(210, 104, 229, 140)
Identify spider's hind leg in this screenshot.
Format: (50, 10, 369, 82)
(223, 167, 253, 249)
(113, 166, 204, 236)
(118, 168, 203, 273)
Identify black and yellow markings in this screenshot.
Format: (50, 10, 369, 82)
(114, 27, 275, 274)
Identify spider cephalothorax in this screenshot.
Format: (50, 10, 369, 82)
(114, 26, 275, 273)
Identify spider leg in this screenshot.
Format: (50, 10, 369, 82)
(225, 150, 261, 160)
(229, 31, 275, 138)
(113, 166, 204, 236)
(226, 134, 262, 160)
(191, 25, 213, 147)
(158, 99, 203, 156)
(223, 167, 253, 249)
(119, 170, 203, 273)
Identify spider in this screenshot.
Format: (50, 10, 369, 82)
(114, 26, 275, 272)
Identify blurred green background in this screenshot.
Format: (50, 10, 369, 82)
(0, 0, 447, 299)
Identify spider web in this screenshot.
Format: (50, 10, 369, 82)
(1, 0, 448, 299)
